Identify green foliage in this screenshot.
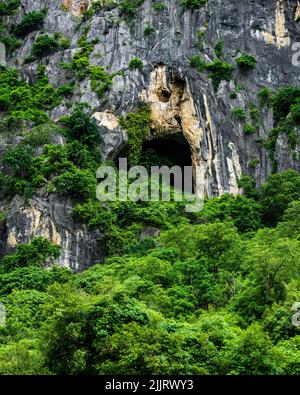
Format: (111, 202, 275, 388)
(272, 86, 300, 122)
(243, 123, 256, 135)
(0, 172, 300, 373)
(205, 59, 233, 90)
(231, 107, 246, 122)
(248, 159, 260, 168)
(197, 31, 204, 49)
(119, 105, 151, 165)
(129, 57, 143, 70)
(290, 102, 300, 124)
(60, 29, 116, 98)
(144, 23, 154, 36)
(264, 86, 300, 168)
(189, 55, 206, 72)
(197, 194, 262, 233)
(0, 30, 22, 54)
(260, 169, 300, 226)
(180, 0, 207, 11)
(258, 87, 273, 107)
(189, 56, 233, 90)
(236, 54, 257, 70)
(62, 105, 103, 150)
(119, 0, 145, 22)
(49, 168, 97, 200)
(32, 34, 59, 58)
(152, 2, 166, 11)
(13, 10, 46, 37)
(0, 237, 60, 273)
(0, 0, 20, 16)
(91, 0, 118, 13)
(0, 66, 68, 128)
(214, 39, 224, 59)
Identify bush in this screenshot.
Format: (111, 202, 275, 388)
(1, 237, 60, 273)
(189, 55, 206, 72)
(271, 86, 300, 122)
(144, 23, 154, 36)
(206, 59, 233, 90)
(290, 103, 300, 124)
(62, 105, 103, 149)
(244, 123, 256, 135)
(13, 10, 46, 37)
(119, 105, 151, 165)
(129, 57, 143, 70)
(32, 34, 59, 58)
(152, 2, 165, 11)
(214, 39, 224, 59)
(231, 107, 246, 122)
(119, 0, 145, 22)
(180, 0, 207, 11)
(236, 54, 257, 70)
(258, 87, 273, 107)
(49, 168, 97, 200)
(89, 66, 115, 98)
(0, 0, 20, 16)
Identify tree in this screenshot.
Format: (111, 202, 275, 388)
(0, 238, 60, 273)
(260, 170, 300, 226)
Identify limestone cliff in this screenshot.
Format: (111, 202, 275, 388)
(1, 0, 300, 269)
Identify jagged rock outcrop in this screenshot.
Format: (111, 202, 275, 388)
(2, 0, 300, 269)
(0, 191, 103, 270)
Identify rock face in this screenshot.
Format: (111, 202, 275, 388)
(1, 0, 300, 269)
(0, 191, 103, 271)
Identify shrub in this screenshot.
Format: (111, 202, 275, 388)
(53, 32, 71, 50)
(180, 0, 207, 11)
(272, 86, 300, 122)
(243, 123, 256, 135)
(49, 168, 97, 200)
(189, 55, 206, 72)
(144, 23, 154, 36)
(119, 0, 145, 22)
(62, 105, 103, 149)
(214, 39, 224, 59)
(0, 237, 60, 273)
(258, 87, 273, 107)
(13, 10, 46, 37)
(231, 107, 246, 122)
(91, 0, 118, 13)
(129, 57, 143, 70)
(89, 66, 115, 98)
(290, 102, 300, 124)
(152, 2, 165, 11)
(0, 0, 20, 16)
(119, 106, 151, 165)
(206, 59, 233, 90)
(248, 159, 260, 168)
(236, 54, 257, 70)
(0, 65, 64, 126)
(0, 34, 22, 54)
(32, 34, 59, 58)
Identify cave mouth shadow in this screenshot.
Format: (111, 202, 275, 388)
(141, 134, 192, 170)
(115, 134, 193, 193)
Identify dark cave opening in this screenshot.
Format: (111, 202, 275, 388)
(114, 134, 193, 192)
(141, 135, 192, 170)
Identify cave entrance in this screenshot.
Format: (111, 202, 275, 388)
(115, 133, 193, 193)
(140, 134, 192, 170)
